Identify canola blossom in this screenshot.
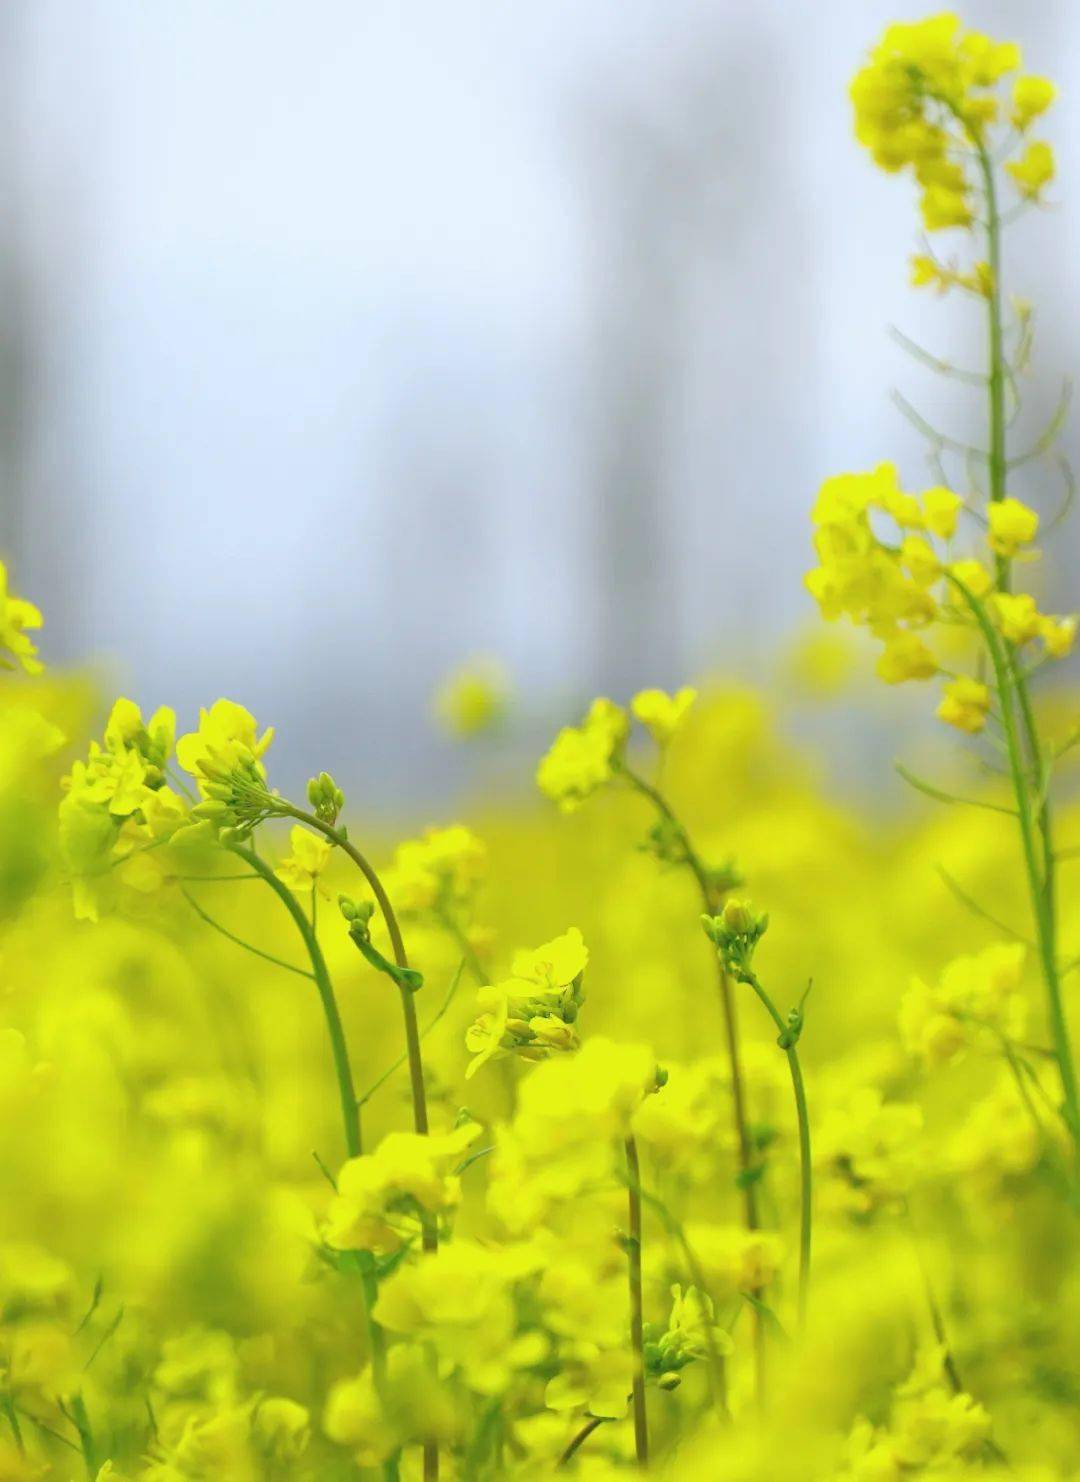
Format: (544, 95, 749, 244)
(0, 12, 1076, 1482)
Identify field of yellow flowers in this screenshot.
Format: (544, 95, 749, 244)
(1, 13, 1078, 1481)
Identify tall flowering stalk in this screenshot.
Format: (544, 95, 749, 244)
(810, 14, 1079, 1161)
(535, 689, 810, 1391)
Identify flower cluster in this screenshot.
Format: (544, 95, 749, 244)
(323, 1122, 481, 1255)
(464, 927, 588, 1079)
(0, 560, 44, 676)
(806, 463, 1075, 723)
(900, 941, 1027, 1067)
(851, 14, 1055, 238)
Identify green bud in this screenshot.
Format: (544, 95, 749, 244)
(191, 799, 229, 818)
(720, 897, 755, 936)
(658, 1371, 681, 1391)
(338, 894, 373, 927)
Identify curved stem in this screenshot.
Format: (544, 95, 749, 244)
(557, 1415, 610, 1468)
(232, 843, 399, 1481)
(230, 845, 361, 1158)
(180, 886, 314, 979)
(619, 766, 766, 1392)
(624, 1136, 648, 1468)
(280, 807, 438, 1481)
(738, 968, 812, 1331)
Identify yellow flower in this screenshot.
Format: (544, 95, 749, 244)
(1011, 75, 1056, 129)
(991, 591, 1042, 644)
(374, 1240, 544, 1396)
(252, 1397, 311, 1463)
(921, 485, 964, 537)
(901, 942, 1026, 1066)
(987, 496, 1039, 556)
(875, 632, 938, 684)
(948, 558, 993, 597)
(385, 824, 486, 915)
(936, 676, 991, 734)
(465, 927, 588, 1079)
(536, 698, 629, 811)
(900, 535, 940, 587)
(176, 698, 277, 831)
(1039, 614, 1077, 658)
(0, 560, 44, 675)
(275, 825, 334, 897)
(58, 698, 186, 920)
(434, 657, 508, 738)
(630, 686, 697, 746)
(323, 1123, 481, 1254)
(1005, 140, 1055, 198)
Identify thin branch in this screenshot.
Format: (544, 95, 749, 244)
(891, 389, 989, 461)
(936, 866, 1033, 945)
(180, 887, 314, 980)
(1008, 377, 1073, 468)
(889, 325, 985, 385)
(895, 763, 1018, 816)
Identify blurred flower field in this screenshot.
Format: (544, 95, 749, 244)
(1, 12, 1079, 1482)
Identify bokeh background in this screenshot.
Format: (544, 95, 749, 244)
(2, 0, 1077, 804)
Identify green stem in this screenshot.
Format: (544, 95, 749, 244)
(281, 808, 438, 1482)
(231, 844, 399, 1480)
(946, 580, 1080, 1155)
(230, 845, 361, 1159)
(619, 766, 766, 1388)
(974, 144, 1008, 538)
(557, 1415, 610, 1467)
(624, 1136, 648, 1467)
(738, 968, 812, 1331)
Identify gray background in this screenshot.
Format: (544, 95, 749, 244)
(2, 0, 1076, 805)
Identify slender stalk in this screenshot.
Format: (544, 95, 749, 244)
(974, 140, 1008, 589)
(280, 808, 439, 1481)
(180, 885, 314, 979)
(557, 1415, 610, 1467)
(624, 1136, 648, 1467)
(946, 581, 1080, 1153)
(230, 845, 361, 1158)
(619, 766, 766, 1388)
(231, 844, 399, 1482)
(737, 968, 812, 1330)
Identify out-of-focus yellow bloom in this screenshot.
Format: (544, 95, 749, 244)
(1005, 140, 1055, 198)
(987, 496, 1039, 556)
(684, 1225, 784, 1301)
(536, 697, 629, 811)
(323, 1122, 481, 1254)
(816, 1088, 923, 1218)
(991, 591, 1043, 645)
(876, 631, 938, 684)
(949, 557, 993, 597)
(910, 255, 993, 297)
(900, 942, 1027, 1066)
(1012, 75, 1056, 129)
(1039, 613, 1077, 658)
(252, 1396, 311, 1463)
(631, 686, 697, 746)
(385, 823, 486, 916)
(937, 675, 992, 733)
(375, 1240, 545, 1396)
(275, 824, 333, 897)
(0, 560, 44, 675)
(433, 657, 509, 738)
(850, 16, 1023, 235)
